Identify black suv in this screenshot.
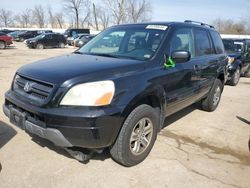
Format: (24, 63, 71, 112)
(222, 38, 250, 86)
(3, 21, 227, 166)
(26, 33, 66, 49)
(14, 31, 39, 42)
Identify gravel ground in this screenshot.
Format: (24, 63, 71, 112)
(0, 42, 250, 188)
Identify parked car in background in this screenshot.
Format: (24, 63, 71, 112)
(66, 33, 89, 46)
(74, 35, 95, 47)
(3, 21, 227, 166)
(8, 30, 26, 39)
(0, 32, 13, 49)
(14, 30, 40, 42)
(222, 38, 250, 85)
(64, 28, 90, 38)
(64, 28, 90, 45)
(0, 29, 14, 34)
(26, 33, 66, 49)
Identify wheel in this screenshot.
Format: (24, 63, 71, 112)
(0, 41, 6, 49)
(36, 43, 44, 49)
(110, 104, 158, 167)
(245, 66, 250, 78)
(201, 79, 223, 112)
(59, 43, 65, 48)
(228, 67, 240, 86)
(19, 38, 24, 42)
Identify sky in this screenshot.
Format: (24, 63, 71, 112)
(0, 0, 249, 24)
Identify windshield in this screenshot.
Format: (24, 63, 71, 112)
(222, 39, 245, 53)
(34, 34, 45, 39)
(78, 25, 167, 60)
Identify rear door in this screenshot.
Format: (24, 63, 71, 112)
(244, 39, 250, 72)
(192, 28, 219, 97)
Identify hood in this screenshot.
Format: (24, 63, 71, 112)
(17, 53, 144, 86)
(226, 52, 242, 59)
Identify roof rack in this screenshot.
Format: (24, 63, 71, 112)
(184, 20, 214, 29)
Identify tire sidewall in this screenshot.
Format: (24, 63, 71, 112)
(232, 67, 240, 85)
(120, 105, 158, 165)
(36, 43, 44, 49)
(208, 79, 223, 111)
(0, 41, 5, 49)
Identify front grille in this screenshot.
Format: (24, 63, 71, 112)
(13, 74, 53, 104)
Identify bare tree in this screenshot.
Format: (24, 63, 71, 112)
(15, 9, 32, 28)
(63, 0, 90, 28)
(92, 3, 99, 30)
(127, 0, 151, 23)
(212, 18, 249, 35)
(48, 6, 57, 28)
(54, 13, 65, 28)
(97, 6, 110, 29)
(103, 0, 126, 24)
(32, 5, 46, 28)
(0, 9, 13, 27)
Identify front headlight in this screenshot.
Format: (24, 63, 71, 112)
(60, 80, 115, 106)
(227, 57, 235, 64)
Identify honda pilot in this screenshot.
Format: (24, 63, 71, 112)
(3, 21, 227, 166)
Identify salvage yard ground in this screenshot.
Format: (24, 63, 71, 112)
(0, 42, 250, 188)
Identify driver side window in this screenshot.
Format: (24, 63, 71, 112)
(169, 28, 194, 57)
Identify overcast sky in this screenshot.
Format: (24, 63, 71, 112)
(1, 0, 249, 24)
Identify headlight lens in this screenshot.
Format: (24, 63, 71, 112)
(60, 80, 115, 106)
(227, 57, 235, 64)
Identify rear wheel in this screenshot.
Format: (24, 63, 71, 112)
(59, 43, 65, 48)
(36, 43, 44, 49)
(201, 79, 223, 112)
(0, 41, 6, 49)
(110, 104, 158, 167)
(245, 66, 250, 78)
(228, 67, 240, 86)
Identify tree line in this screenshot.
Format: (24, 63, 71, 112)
(0, 0, 152, 30)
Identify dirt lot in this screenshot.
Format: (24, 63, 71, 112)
(0, 42, 250, 188)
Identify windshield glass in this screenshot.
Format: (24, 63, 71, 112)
(78, 25, 167, 60)
(34, 34, 45, 39)
(222, 39, 245, 53)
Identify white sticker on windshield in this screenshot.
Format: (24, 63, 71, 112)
(146, 25, 168, 30)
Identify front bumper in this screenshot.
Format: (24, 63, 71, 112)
(3, 90, 125, 149)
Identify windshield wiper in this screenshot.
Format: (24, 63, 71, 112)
(73, 51, 83, 54)
(84, 53, 119, 58)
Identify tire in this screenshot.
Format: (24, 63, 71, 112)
(19, 38, 24, 42)
(59, 43, 65, 48)
(245, 66, 250, 78)
(201, 79, 223, 112)
(0, 41, 5, 49)
(228, 67, 240, 86)
(110, 104, 158, 167)
(36, 43, 44, 49)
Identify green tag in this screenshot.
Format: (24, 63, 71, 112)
(164, 57, 175, 68)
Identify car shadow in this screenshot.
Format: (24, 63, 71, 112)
(0, 121, 17, 149)
(162, 105, 196, 129)
(30, 133, 110, 164)
(236, 116, 250, 152)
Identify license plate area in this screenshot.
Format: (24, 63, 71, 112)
(9, 107, 26, 129)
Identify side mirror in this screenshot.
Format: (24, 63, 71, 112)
(171, 50, 191, 63)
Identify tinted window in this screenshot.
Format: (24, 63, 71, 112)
(246, 40, 250, 52)
(194, 29, 212, 56)
(169, 28, 195, 57)
(211, 31, 224, 54)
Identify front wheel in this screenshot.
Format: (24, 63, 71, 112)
(201, 79, 223, 112)
(110, 104, 158, 167)
(36, 43, 44, 49)
(0, 41, 6, 49)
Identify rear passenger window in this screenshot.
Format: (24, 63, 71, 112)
(210, 31, 224, 54)
(169, 28, 195, 57)
(194, 29, 212, 56)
